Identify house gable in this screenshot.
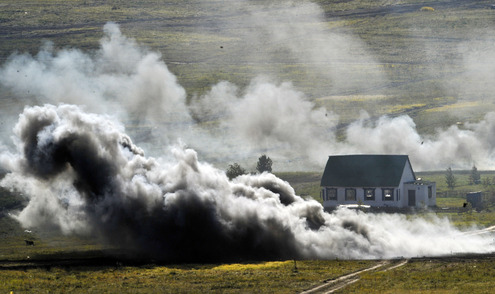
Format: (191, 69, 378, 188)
(320, 154, 436, 209)
(321, 154, 415, 188)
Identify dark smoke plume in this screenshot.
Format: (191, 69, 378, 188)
(1, 105, 494, 261)
(1, 104, 315, 261)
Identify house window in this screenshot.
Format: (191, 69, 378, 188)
(428, 186, 433, 199)
(345, 188, 356, 201)
(382, 188, 394, 201)
(326, 188, 337, 201)
(364, 188, 375, 201)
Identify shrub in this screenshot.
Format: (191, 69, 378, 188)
(226, 163, 247, 180)
(420, 7, 435, 12)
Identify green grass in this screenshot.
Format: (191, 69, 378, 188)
(3, 171, 495, 293)
(346, 257, 495, 293)
(3, 257, 495, 293)
(2, 0, 495, 134)
(417, 170, 493, 197)
(3, 1, 495, 292)
(435, 197, 465, 208)
(0, 260, 377, 293)
(276, 172, 323, 203)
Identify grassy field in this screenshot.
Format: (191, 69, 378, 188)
(418, 170, 495, 198)
(0, 259, 379, 293)
(3, 256, 495, 293)
(346, 256, 495, 293)
(2, 170, 495, 293)
(3, 1, 495, 293)
(2, 0, 495, 133)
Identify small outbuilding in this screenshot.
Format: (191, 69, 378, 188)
(466, 192, 483, 209)
(320, 154, 436, 209)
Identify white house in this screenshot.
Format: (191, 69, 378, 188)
(320, 155, 436, 209)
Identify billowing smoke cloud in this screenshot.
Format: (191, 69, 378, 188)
(340, 113, 495, 170)
(193, 81, 495, 170)
(190, 78, 338, 167)
(0, 22, 192, 153)
(1, 104, 494, 261)
(1, 0, 495, 263)
(3, 20, 495, 170)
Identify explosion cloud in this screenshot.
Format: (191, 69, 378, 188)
(0, 104, 494, 261)
(2, 1, 495, 262)
(2, 21, 495, 170)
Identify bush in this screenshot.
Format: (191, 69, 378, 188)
(226, 163, 246, 180)
(420, 7, 435, 12)
(256, 155, 272, 173)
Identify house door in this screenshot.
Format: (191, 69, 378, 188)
(408, 190, 416, 207)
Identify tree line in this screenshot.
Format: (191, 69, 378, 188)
(226, 154, 272, 180)
(445, 165, 481, 190)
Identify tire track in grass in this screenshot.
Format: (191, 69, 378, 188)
(301, 259, 409, 294)
(462, 225, 495, 237)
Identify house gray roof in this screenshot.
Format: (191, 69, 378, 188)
(320, 155, 415, 187)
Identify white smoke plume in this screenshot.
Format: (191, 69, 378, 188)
(190, 78, 338, 167)
(2, 20, 495, 170)
(1, 104, 493, 261)
(194, 82, 495, 170)
(339, 113, 495, 170)
(0, 23, 192, 152)
(1, 0, 495, 263)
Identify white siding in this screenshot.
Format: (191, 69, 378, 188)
(322, 186, 402, 208)
(321, 160, 437, 209)
(403, 182, 436, 208)
(397, 160, 416, 208)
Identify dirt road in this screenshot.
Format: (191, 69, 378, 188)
(300, 259, 409, 294)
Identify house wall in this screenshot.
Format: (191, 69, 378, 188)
(322, 184, 436, 208)
(322, 186, 402, 208)
(397, 161, 416, 207)
(321, 160, 436, 209)
(429, 183, 437, 206)
(403, 182, 436, 208)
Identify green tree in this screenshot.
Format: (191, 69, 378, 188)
(469, 165, 481, 185)
(482, 176, 491, 187)
(226, 163, 246, 180)
(256, 154, 273, 173)
(445, 167, 456, 190)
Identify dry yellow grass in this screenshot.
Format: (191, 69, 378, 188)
(420, 6, 435, 12)
(386, 103, 426, 113)
(316, 95, 390, 103)
(425, 101, 481, 113)
(213, 261, 290, 271)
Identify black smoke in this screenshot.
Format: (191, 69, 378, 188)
(1, 104, 320, 261)
(1, 104, 494, 262)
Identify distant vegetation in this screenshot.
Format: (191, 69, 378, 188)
(2, 0, 495, 134)
(226, 162, 246, 180)
(256, 154, 273, 173)
(3, 1, 495, 292)
(226, 155, 273, 179)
